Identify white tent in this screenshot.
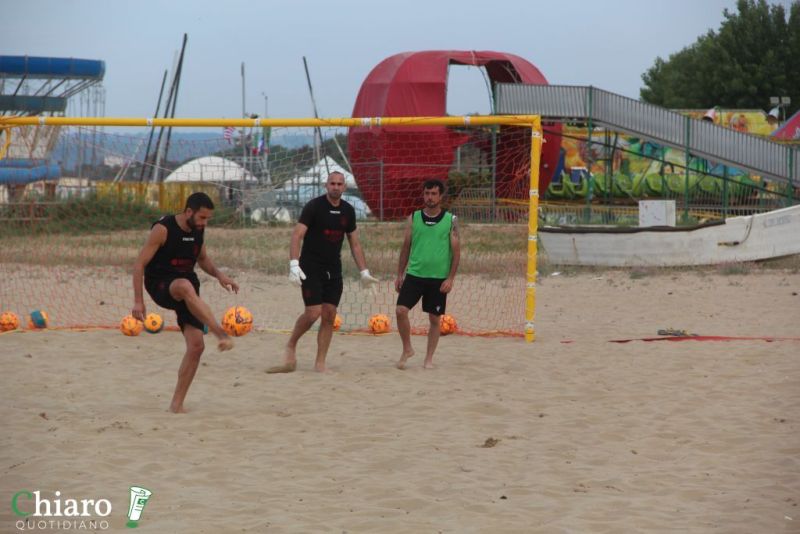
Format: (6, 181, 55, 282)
(276, 185, 371, 219)
(164, 156, 257, 183)
(282, 156, 356, 189)
(270, 157, 370, 219)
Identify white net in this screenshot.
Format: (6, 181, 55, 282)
(1, 119, 539, 337)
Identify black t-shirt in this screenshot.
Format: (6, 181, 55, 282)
(144, 215, 204, 280)
(299, 195, 357, 272)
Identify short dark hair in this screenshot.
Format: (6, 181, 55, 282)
(422, 179, 445, 194)
(185, 192, 215, 211)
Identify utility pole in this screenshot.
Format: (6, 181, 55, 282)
(139, 69, 168, 182)
(241, 62, 247, 202)
(262, 92, 270, 184)
(303, 56, 330, 196)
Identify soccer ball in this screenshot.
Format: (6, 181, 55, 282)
(0, 311, 20, 331)
(222, 306, 253, 337)
(120, 315, 144, 336)
(333, 314, 343, 331)
(144, 313, 164, 334)
(368, 313, 391, 334)
(28, 310, 49, 329)
(440, 314, 457, 335)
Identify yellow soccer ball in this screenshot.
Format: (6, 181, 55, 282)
(120, 315, 144, 336)
(368, 313, 391, 334)
(222, 306, 254, 337)
(0, 311, 20, 332)
(333, 314, 343, 331)
(439, 314, 457, 336)
(144, 312, 164, 334)
(28, 310, 49, 329)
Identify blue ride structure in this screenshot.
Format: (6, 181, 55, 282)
(0, 55, 105, 189)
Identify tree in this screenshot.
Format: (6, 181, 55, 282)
(640, 0, 799, 116)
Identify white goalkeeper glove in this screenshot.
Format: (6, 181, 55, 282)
(289, 259, 306, 287)
(360, 269, 379, 289)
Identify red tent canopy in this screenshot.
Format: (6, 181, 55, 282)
(771, 109, 800, 140)
(349, 50, 561, 220)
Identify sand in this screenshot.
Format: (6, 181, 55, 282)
(1, 269, 799, 532)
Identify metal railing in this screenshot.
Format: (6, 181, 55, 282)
(496, 84, 799, 186)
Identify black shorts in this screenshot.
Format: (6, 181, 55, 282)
(145, 275, 204, 331)
(396, 274, 447, 316)
(300, 263, 344, 307)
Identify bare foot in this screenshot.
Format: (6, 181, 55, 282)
(218, 336, 234, 352)
(314, 363, 333, 373)
(268, 345, 298, 374)
(423, 361, 436, 369)
(396, 349, 415, 370)
(266, 361, 297, 374)
(169, 405, 188, 414)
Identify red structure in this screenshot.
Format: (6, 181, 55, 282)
(349, 50, 561, 219)
(772, 109, 800, 141)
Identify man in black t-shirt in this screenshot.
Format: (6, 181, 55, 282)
(267, 171, 379, 373)
(132, 192, 239, 413)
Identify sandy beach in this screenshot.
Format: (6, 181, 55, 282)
(1, 268, 799, 532)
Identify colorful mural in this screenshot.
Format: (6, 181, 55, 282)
(547, 109, 782, 202)
(678, 108, 778, 136)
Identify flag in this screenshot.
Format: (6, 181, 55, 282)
(262, 125, 271, 155)
(223, 126, 235, 143)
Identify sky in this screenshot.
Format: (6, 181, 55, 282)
(4, 0, 774, 124)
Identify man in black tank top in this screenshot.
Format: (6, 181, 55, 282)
(132, 192, 239, 413)
(267, 171, 379, 373)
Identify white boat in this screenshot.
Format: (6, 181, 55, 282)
(538, 204, 800, 266)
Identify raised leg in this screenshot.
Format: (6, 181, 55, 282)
(169, 279, 232, 351)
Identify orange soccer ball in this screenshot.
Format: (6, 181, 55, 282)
(333, 314, 343, 331)
(439, 314, 458, 335)
(368, 313, 391, 334)
(222, 306, 254, 337)
(143, 313, 164, 334)
(0, 311, 20, 332)
(120, 315, 144, 336)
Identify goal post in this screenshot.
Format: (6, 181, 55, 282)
(1, 114, 540, 130)
(0, 115, 542, 341)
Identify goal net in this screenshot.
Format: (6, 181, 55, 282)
(0, 116, 542, 340)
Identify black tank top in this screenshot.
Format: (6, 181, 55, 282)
(144, 215, 204, 280)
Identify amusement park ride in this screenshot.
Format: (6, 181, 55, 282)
(0, 56, 105, 189)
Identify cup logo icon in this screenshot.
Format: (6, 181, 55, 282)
(126, 486, 152, 528)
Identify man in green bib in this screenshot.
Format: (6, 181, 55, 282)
(395, 179, 460, 369)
